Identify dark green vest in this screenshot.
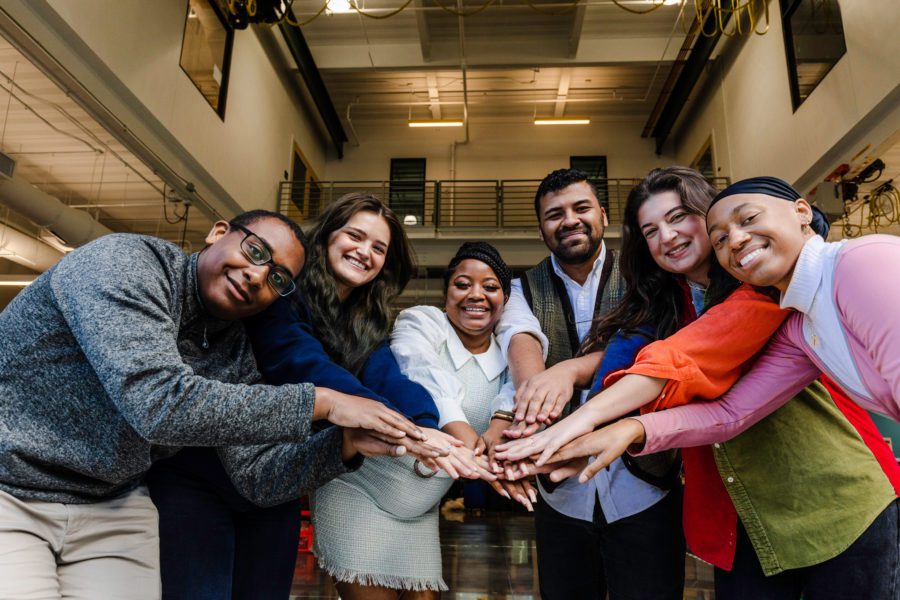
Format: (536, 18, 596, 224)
(520, 252, 623, 375)
(521, 251, 680, 489)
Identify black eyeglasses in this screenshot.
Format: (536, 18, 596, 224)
(231, 223, 297, 297)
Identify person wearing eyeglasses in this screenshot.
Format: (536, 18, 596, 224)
(147, 195, 462, 600)
(0, 209, 431, 600)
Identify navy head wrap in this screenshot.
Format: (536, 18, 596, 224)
(443, 241, 512, 299)
(710, 176, 829, 239)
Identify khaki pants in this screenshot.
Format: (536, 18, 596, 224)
(0, 486, 161, 600)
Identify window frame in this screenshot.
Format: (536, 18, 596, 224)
(569, 155, 609, 210)
(780, 0, 847, 111)
(389, 158, 427, 225)
(179, 0, 235, 120)
(286, 142, 321, 221)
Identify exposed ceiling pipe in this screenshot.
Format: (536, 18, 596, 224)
(458, 8, 470, 146)
(0, 222, 63, 271)
(345, 97, 362, 147)
(0, 175, 112, 247)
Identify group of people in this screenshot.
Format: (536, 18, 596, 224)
(0, 165, 899, 600)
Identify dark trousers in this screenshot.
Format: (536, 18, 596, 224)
(147, 448, 301, 600)
(715, 499, 900, 600)
(534, 487, 685, 600)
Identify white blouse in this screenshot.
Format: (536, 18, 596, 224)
(390, 305, 507, 428)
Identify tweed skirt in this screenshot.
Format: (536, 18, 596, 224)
(311, 454, 454, 591)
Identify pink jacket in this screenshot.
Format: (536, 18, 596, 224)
(636, 234, 900, 455)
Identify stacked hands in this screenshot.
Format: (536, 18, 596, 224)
(482, 363, 652, 497)
(321, 362, 649, 512)
(319, 388, 498, 483)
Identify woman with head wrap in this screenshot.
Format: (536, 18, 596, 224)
(514, 175, 900, 458)
(311, 241, 525, 599)
(496, 173, 900, 598)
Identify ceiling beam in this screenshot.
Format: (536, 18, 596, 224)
(415, 0, 432, 62)
(568, 3, 586, 58)
(310, 36, 683, 69)
(651, 3, 729, 154)
(278, 15, 348, 158)
(553, 71, 571, 118)
(426, 74, 441, 119)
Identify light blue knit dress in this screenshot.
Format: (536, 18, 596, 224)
(312, 307, 507, 591)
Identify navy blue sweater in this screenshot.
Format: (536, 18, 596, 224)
(246, 296, 440, 429)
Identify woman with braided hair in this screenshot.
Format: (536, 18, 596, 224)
(312, 241, 525, 599)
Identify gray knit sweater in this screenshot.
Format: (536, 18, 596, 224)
(0, 234, 348, 504)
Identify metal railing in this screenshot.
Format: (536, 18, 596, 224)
(278, 177, 732, 231)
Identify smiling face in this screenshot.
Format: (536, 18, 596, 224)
(538, 181, 608, 265)
(706, 193, 815, 292)
(326, 210, 390, 300)
(637, 189, 712, 284)
(197, 217, 305, 320)
(445, 259, 506, 350)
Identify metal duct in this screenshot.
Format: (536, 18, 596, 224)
(278, 15, 348, 159)
(650, 2, 734, 155)
(0, 223, 63, 271)
(0, 175, 112, 247)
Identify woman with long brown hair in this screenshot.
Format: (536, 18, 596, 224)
(148, 194, 477, 600)
(497, 168, 900, 599)
(312, 242, 514, 599)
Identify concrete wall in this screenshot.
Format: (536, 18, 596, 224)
(30, 0, 329, 212)
(324, 118, 675, 182)
(671, 0, 900, 188)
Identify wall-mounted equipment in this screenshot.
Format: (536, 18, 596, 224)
(828, 158, 898, 238)
(221, 0, 294, 29)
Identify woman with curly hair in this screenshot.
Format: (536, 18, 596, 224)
(497, 168, 900, 599)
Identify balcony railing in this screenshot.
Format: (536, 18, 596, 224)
(278, 177, 732, 232)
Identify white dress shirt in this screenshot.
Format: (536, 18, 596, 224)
(492, 244, 669, 523)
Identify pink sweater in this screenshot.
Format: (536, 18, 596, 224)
(636, 234, 900, 455)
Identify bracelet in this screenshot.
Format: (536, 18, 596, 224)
(491, 409, 515, 423)
(413, 459, 438, 478)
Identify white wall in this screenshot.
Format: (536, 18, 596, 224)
(325, 118, 674, 182)
(35, 0, 329, 212)
(672, 0, 900, 187)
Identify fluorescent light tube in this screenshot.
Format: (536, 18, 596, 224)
(408, 120, 464, 128)
(534, 118, 591, 125)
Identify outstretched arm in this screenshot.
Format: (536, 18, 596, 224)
(535, 324, 821, 484)
(495, 285, 791, 463)
(634, 325, 820, 454)
(833, 238, 900, 422)
(50, 238, 315, 447)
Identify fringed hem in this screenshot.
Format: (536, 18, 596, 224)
(316, 558, 448, 592)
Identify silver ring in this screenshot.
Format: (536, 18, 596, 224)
(443, 444, 453, 453)
(413, 459, 438, 478)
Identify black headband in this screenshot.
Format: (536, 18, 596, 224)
(444, 241, 512, 298)
(710, 176, 830, 239)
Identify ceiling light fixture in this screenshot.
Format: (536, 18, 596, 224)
(534, 118, 591, 125)
(408, 120, 464, 128)
(326, 0, 356, 14)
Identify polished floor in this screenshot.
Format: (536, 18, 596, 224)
(289, 506, 716, 599)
